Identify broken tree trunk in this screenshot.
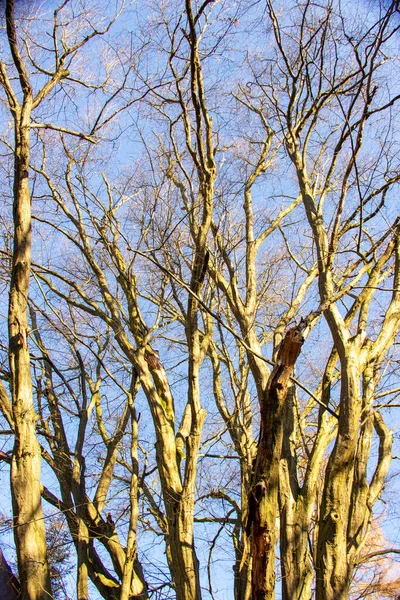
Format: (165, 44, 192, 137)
(247, 324, 305, 600)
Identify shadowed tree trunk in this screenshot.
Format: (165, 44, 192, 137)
(0, 549, 20, 600)
(4, 1, 53, 597)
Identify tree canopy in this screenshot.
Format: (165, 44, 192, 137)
(0, 1, 399, 599)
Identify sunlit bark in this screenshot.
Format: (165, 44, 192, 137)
(3, 1, 53, 596)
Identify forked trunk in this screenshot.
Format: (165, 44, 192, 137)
(248, 325, 304, 600)
(316, 353, 361, 600)
(279, 392, 313, 600)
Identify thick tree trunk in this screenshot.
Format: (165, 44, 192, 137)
(3, 2, 53, 596)
(248, 325, 304, 600)
(8, 100, 53, 600)
(134, 349, 202, 600)
(279, 392, 313, 600)
(164, 355, 204, 600)
(76, 518, 89, 600)
(315, 353, 361, 600)
(166, 503, 202, 600)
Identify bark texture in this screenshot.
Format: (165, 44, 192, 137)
(248, 325, 305, 599)
(0, 549, 20, 600)
(5, 0, 53, 595)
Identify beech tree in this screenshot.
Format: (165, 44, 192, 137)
(0, 0, 147, 598)
(1, 0, 68, 596)
(0, 1, 399, 600)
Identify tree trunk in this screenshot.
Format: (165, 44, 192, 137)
(248, 325, 304, 600)
(8, 130, 53, 596)
(316, 353, 361, 600)
(3, 2, 53, 596)
(134, 349, 202, 600)
(279, 391, 313, 600)
(120, 405, 148, 600)
(234, 461, 253, 600)
(0, 549, 20, 600)
(8, 80, 53, 600)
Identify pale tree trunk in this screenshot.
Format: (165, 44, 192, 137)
(76, 519, 90, 600)
(297, 166, 365, 600)
(315, 352, 361, 600)
(9, 115, 53, 599)
(290, 145, 399, 600)
(132, 348, 203, 600)
(4, 1, 52, 596)
(120, 403, 148, 600)
(178, 315, 208, 600)
(156, 2, 215, 596)
(234, 522, 252, 600)
(236, 468, 254, 600)
(315, 266, 399, 600)
(278, 2, 399, 593)
(1, 0, 79, 595)
(34, 156, 202, 598)
(30, 315, 148, 599)
(294, 165, 399, 600)
(279, 390, 314, 600)
(234, 456, 253, 600)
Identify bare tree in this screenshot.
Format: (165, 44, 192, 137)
(0, 0, 146, 598)
(240, 1, 400, 598)
(0, 1, 399, 599)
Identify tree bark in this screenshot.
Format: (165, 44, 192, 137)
(315, 353, 361, 600)
(0, 549, 20, 600)
(279, 390, 314, 600)
(8, 105, 53, 600)
(248, 325, 304, 600)
(6, 5, 53, 597)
